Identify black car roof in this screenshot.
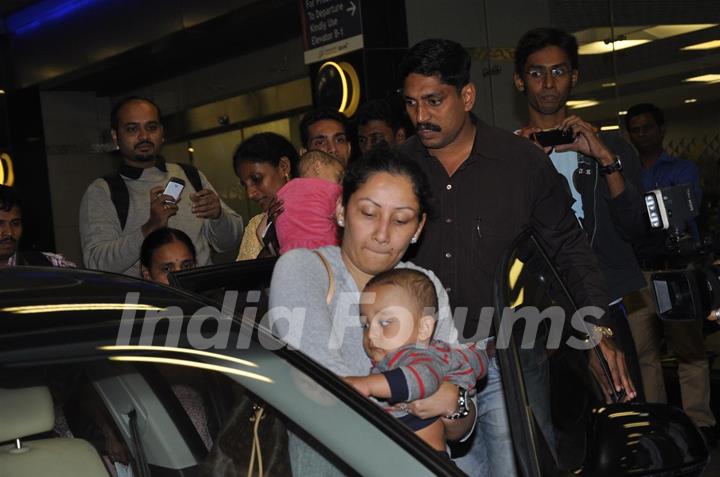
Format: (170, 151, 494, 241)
(0, 266, 211, 349)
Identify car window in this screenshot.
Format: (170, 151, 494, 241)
(1, 335, 458, 477)
(494, 232, 609, 475)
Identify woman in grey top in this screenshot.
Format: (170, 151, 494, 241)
(269, 147, 474, 475)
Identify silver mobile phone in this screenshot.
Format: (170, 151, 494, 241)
(162, 177, 185, 203)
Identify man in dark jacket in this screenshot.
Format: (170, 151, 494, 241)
(513, 27, 647, 400)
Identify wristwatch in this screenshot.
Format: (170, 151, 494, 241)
(446, 387, 470, 420)
(598, 156, 623, 175)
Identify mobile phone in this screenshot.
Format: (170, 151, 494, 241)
(532, 128, 575, 147)
(162, 177, 185, 203)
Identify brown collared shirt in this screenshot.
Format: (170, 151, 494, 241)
(402, 118, 608, 341)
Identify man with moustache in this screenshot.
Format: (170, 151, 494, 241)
(0, 185, 75, 267)
(400, 38, 634, 474)
(79, 96, 243, 276)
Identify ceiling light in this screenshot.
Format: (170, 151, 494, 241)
(681, 40, 720, 51)
(567, 100, 599, 109)
(579, 39, 651, 55)
(601, 125, 620, 131)
(574, 24, 718, 55)
(0, 90, 5, 95)
(684, 98, 698, 103)
(643, 24, 717, 38)
(683, 74, 720, 84)
(618, 110, 628, 116)
(187, 147, 195, 153)
(601, 82, 617, 88)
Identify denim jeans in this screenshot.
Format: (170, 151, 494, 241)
(452, 355, 517, 476)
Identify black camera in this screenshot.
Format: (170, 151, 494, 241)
(651, 265, 720, 321)
(645, 184, 720, 323)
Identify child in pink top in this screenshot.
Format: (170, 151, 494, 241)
(275, 150, 344, 254)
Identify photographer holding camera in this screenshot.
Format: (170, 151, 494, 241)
(514, 27, 648, 401)
(624, 102, 716, 446)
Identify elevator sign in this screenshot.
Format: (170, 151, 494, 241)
(301, 0, 363, 64)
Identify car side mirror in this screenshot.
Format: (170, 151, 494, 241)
(581, 402, 708, 476)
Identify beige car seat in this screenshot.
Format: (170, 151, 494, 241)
(0, 386, 109, 477)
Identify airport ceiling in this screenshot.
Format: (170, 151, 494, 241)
(0, 0, 301, 95)
(0, 0, 36, 17)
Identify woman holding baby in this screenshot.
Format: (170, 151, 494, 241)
(269, 146, 475, 474)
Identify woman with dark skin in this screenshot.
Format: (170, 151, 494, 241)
(233, 132, 298, 260)
(140, 227, 197, 285)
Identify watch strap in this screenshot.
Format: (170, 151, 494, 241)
(599, 156, 623, 175)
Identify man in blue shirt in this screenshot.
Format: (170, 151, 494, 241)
(626, 103, 702, 206)
(624, 102, 715, 446)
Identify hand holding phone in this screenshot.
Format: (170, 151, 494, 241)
(162, 177, 185, 204)
(531, 128, 575, 148)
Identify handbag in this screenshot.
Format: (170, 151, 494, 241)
(201, 388, 292, 477)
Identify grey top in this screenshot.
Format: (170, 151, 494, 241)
(79, 163, 244, 275)
(269, 246, 458, 377)
(269, 246, 460, 476)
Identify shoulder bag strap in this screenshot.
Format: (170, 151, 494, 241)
(312, 250, 335, 305)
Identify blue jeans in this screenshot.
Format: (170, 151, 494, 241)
(452, 356, 517, 476)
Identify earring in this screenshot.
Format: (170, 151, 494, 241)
(337, 218, 344, 227)
(284, 172, 291, 183)
(410, 236, 418, 244)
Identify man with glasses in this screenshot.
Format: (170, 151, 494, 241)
(514, 27, 647, 401)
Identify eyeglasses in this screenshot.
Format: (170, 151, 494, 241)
(525, 66, 570, 80)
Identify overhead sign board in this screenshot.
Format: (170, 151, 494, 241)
(300, 0, 363, 64)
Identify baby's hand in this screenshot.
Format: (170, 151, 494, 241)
(343, 376, 372, 397)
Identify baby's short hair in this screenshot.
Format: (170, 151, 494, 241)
(365, 268, 438, 317)
(298, 150, 342, 177)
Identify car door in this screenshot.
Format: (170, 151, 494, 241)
(493, 231, 709, 477)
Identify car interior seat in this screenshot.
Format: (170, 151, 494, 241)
(0, 385, 110, 477)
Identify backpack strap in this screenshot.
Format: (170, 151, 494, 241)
(103, 163, 202, 231)
(177, 163, 203, 192)
(102, 172, 130, 230)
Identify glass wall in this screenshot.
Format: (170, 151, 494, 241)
(163, 114, 305, 224)
(548, 0, 720, 230)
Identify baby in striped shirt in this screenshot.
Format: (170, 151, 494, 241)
(344, 268, 488, 453)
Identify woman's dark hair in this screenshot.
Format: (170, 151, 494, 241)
(399, 39, 471, 92)
(342, 145, 432, 217)
(514, 27, 579, 76)
(140, 227, 196, 268)
(232, 132, 299, 178)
